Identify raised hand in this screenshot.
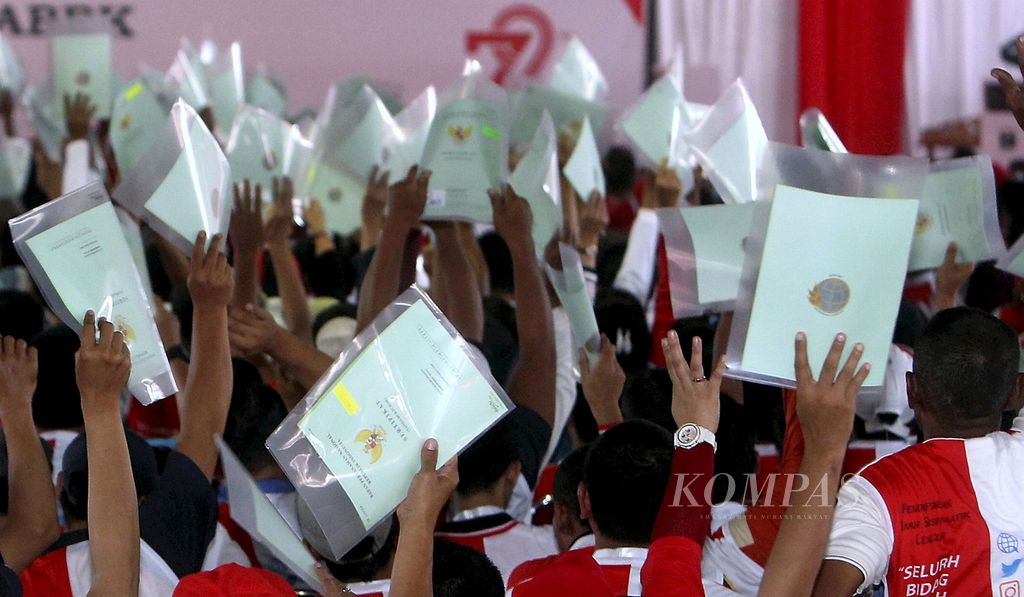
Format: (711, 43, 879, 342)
(397, 438, 459, 528)
(793, 332, 870, 459)
(362, 166, 391, 233)
(577, 191, 608, 251)
(75, 311, 132, 418)
(33, 139, 64, 200)
(663, 331, 725, 432)
(64, 92, 96, 141)
(488, 184, 534, 252)
(227, 304, 281, 358)
(653, 159, 683, 209)
(188, 232, 234, 310)
(387, 165, 430, 231)
(229, 180, 265, 257)
(933, 242, 974, 311)
(0, 336, 38, 418)
(993, 37, 1024, 131)
(265, 177, 295, 246)
(305, 198, 327, 238)
(579, 335, 625, 428)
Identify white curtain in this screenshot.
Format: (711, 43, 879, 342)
(904, 0, 1024, 156)
(655, 0, 799, 143)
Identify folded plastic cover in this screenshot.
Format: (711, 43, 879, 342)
(508, 110, 561, 256)
(49, 15, 113, 119)
(215, 436, 324, 593)
(683, 79, 767, 205)
(315, 85, 397, 182)
(299, 158, 366, 236)
(226, 105, 311, 192)
(562, 117, 605, 201)
(421, 62, 509, 223)
(658, 203, 756, 318)
(908, 155, 1005, 272)
(380, 86, 437, 180)
(204, 42, 244, 137)
(726, 143, 928, 389)
(799, 108, 847, 153)
(247, 71, 287, 117)
(110, 80, 168, 177)
(0, 33, 24, 93)
(113, 99, 231, 254)
(165, 47, 209, 111)
(509, 84, 605, 149)
(0, 135, 31, 199)
(618, 76, 689, 170)
(9, 182, 177, 404)
(24, 83, 66, 162)
(545, 243, 600, 362)
(547, 36, 608, 103)
(266, 285, 514, 561)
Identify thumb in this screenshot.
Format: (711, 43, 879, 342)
(421, 438, 439, 472)
(943, 242, 958, 266)
(993, 68, 1018, 94)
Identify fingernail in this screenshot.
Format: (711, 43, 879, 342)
(661, 338, 669, 349)
(836, 333, 846, 342)
(425, 438, 438, 451)
(795, 332, 805, 341)
(854, 343, 864, 351)
(863, 363, 872, 372)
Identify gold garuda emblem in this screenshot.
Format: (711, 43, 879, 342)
(354, 426, 386, 464)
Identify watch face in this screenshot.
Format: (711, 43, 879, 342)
(676, 424, 699, 446)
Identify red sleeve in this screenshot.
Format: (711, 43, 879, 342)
(640, 536, 706, 597)
(649, 240, 674, 367)
(651, 443, 714, 544)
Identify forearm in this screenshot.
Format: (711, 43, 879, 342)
(84, 408, 140, 596)
(0, 407, 60, 571)
(177, 307, 232, 480)
(266, 327, 335, 390)
(389, 525, 434, 597)
(433, 228, 483, 342)
(267, 242, 312, 343)
(356, 222, 409, 332)
(758, 455, 843, 597)
(652, 444, 714, 544)
(506, 240, 556, 426)
(230, 250, 261, 311)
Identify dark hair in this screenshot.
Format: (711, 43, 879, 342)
(433, 539, 504, 597)
(457, 416, 519, 496)
(583, 420, 672, 544)
(31, 326, 84, 431)
(604, 146, 636, 195)
(553, 444, 590, 520)
(60, 428, 159, 524)
(621, 368, 675, 433)
(712, 395, 756, 503)
(914, 307, 1019, 422)
(479, 232, 514, 295)
(0, 290, 44, 340)
(323, 519, 399, 583)
(223, 360, 289, 475)
(594, 289, 651, 375)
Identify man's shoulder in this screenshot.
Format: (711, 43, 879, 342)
(508, 548, 600, 592)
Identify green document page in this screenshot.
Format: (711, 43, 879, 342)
(698, 111, 765, 204)
(620, 77, 683, 166)
(563, 117, 605, 201)
(247, 74, 287, 117)
(908, 165, 996, 271)
(547, 244, 600, 362)
(297, 299, 511, 528)
(422, 98, 506, 223)
(227, 107, 289, 191)
(52, 33, 112, 118)
(110, 81, 167, 176)
(508, 113, 561, 257)
(305, 159, 366, 235)
(25, 201, 170, 400)
(0, 136, 30, 198)
(685, 203, 756, 305)
(327, 95, 394, 182)
(737, 185, 918, 388)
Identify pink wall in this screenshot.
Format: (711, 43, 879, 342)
(3, 1, 645, 113)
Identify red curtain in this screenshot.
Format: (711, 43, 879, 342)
(799, 0, 910, 155)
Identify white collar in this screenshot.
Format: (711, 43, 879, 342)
(450, 505, 506, 522)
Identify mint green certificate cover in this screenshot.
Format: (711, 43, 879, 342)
(685, 203, 755, 305)
(305, 159, 366, 235)
(24, 201, 170, 399)
(620, 77, 683, 166)
(110, 80, 167, 176)
(699, 112, 764, 205)
(547, 244, 600, 361)
(509, 114, 561, 257)
(563, 117, 605, 201)
(510, 85, 605, 149)
(247, 74, 287, 117)
(422, 98, 505, 223)
(52, 33, 112, 119)
(296, 299, 511, 528)
(737, 185, 918, 387)
(328, 98, 392, 182)
(227, 108, 287, 191)
(0, 136, 30, 198)
(908, 165, 999, 271)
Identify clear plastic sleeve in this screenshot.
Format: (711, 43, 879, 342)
(658, 203, 756, 318)
(682, 79, 767, 205)
(0, 135, 31, 199)
(799, 107, 847, 153)
(547, 36, 608, 104)
(49, 15, 113, 119)
(545, 243, 600, 359)
(247, 70, 288, 118)
(908, 155, 1005, 271)
(9, 182, 177, 404)
(24, 83, 65, 162)
(421, 62, 509, 223)
(726, 143, 928, 389)
(110, 79, 168, 177)
(164, 47, 209, 111)
(509, 84, 605, 150)
(380, 86, 437, 180)
(225, 105, 309, 192)
(618, 75, 691, 170)
(562, 116, 605, 201)
(315, 85, 396, 182)
(204, 41, 244, 137)
(112, 99, 231, 255)
(0, 33, 24, 94)
(508, 110, 561, 257)
(266, 286, 514, 561)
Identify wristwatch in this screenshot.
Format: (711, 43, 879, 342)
(674, 423, 717, 451)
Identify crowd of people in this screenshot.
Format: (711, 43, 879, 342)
(1, 22, 1024, 597)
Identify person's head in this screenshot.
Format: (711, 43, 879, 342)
(223, 361, 289, 478)
(455, 417, 520, 508)
(478, 232, 514, 297)
(31, 325, 84, 431)
(604, 145, 636, 196)
(0, 290, 44, 340)
(594, 289, 651, 375)
(312, 303, 358, 359)
(580, 420, 672, 547)
(552, 444, 591, 552)
(432, 539, 504, 597)
(909, 307, 1023, 439)
(298, 499, 398, 583)
(59, 428, 160, 526)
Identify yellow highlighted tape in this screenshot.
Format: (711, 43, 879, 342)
(332, 382, 360, 416)
(124, 82, 144, 101)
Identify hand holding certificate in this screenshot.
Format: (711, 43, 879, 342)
(9, 182, 177, 404)
(50, 16, 113, 120)
(113, 100, 232, 255)
(266, 286, 513, 561)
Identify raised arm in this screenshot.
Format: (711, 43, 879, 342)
(265, 177, 313, 342)
(76, 313, 140, 597)
(931, 242, 974, 313)
(428, 221, 484, 342)
(0, 337, 59, 572)
(228, 303, 333, 393)
(759, 333, 870, 597)
(992, 36, 1024, 132)
(578, 335, 626, 429)
(228, 180, 265, 311)
(489, 185, 557, 427)
(175, 233, 235, 480)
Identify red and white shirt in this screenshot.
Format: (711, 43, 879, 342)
(826, 416, 1024, 596)
(435, 506, 558, 585)
(20, 535, 178, 596)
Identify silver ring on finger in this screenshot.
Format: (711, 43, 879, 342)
(692, 377, 707, 383)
